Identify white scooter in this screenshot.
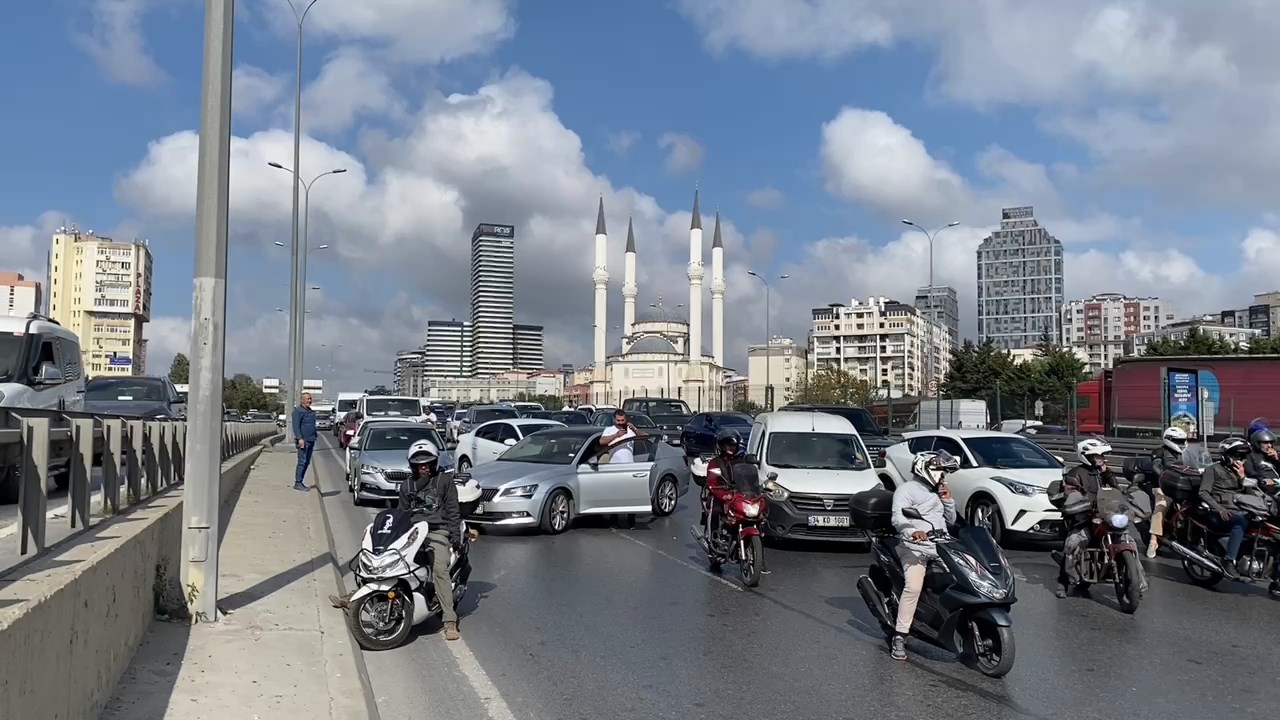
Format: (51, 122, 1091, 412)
(345, 476, 482, 651)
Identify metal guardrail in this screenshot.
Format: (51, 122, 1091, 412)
(0, 409, 280, 558)
(1028, 435, 1158, 462)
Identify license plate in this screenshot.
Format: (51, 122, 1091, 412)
(474, 503, 485, 515)
(808, 515, 850, 527)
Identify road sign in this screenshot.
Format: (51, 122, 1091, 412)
(1034, 399, 1044, 418)
(928, 380, 938, 394)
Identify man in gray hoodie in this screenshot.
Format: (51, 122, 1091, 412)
(889, 450, 959, 661)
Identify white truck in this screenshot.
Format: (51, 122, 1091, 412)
(908, 398, 990, 431)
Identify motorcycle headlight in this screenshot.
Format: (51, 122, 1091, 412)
(741, 501, 761, 518)
(1109, 513, 1129, 530)
(360, 550, 403, 575)
(499, 484, 538, 498)
(991, 475, 1046, 497)
(950, 549, 1009, 600)
(764, 481, 789, 502)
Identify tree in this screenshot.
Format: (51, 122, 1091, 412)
(733, 399, 764, 415)
(168, 353, 189, 384)
(939, 338, 1086, 425)
(222, 373, 282, 414)
(791, 367, 878, 406)
(1143, 327, 1239, 356)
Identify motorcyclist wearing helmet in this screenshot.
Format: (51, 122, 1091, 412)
(1057, 438, 1148, 597)
(1244, 429, 1280, 486)
(1200, 437, 1252, 581)
(396, 439, 463, 640)
(887, 450, 958, 662)
(1145, 426, 1188, 558)
(701, 429, 742, 549)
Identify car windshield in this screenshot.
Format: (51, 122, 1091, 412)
(826, 408, 882, 436)
(650, 414, 690, 425)
(452, 411, 466, 420)
(86, 379, 166, 402)
(337, 399, 359, 413)
(0, 334, 26, 382)
(550, 412, 588, 425)
(965, 436, 1062, 469)
(474, 407, 519, 423)
(364, 398, 421, 417)
(517, 422, 559, 436)
(634, 399, 690, 415)
(718, 414, 754, 427)
(520, 410, 553, 419)
(765, 432, 870, 470)
(497, 433, 588, 464)
(363, 426, 444, 451)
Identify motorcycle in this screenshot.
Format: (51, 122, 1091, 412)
(1050, 487, 1145, 614)
(853, 489, 1018, 678)
(689, 461, 768, 587)
(344, 476, 482, 651)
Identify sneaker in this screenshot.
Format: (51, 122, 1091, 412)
(1269, 581, 1280, 598)
(443, 621, 460, 641)
(1222, 562, 1244, 581)
(293, 483, 308, 492)
(1146, 541, 1158, 559)
(889, 634, 907, 661)
(328, 594, 350, 610)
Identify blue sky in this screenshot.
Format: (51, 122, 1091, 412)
(3, 1, 1279, 387)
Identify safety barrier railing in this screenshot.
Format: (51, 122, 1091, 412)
(0, 409, 280, 559)
(1028, 435, 1160, 463)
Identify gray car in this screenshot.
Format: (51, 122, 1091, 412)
(346, 421, 454, 506)
(465, 426, 690, 534)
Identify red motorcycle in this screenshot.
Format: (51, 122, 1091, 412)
(690, 462, 768, 587)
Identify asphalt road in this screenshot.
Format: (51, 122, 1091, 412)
(310, 436, 1280, 720)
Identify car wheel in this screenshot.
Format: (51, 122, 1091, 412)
(457, 456, 472, 473)
(540, 490, 572, 534)
(652, 476, 679, 517)
(968, 496, 1006, 546)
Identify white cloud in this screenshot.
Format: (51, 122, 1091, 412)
(75, 0, 166, 87)
(607, 131, 640, 157)
(676, 0, 899, 61)
(657, 132, 706, 176)
(299, 47, 406, 135)
(0, 212, 73, 287)
(232, 65, 288, 119)
(745, 186, 784, 210)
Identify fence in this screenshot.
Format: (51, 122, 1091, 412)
(0, 408, 279, 561)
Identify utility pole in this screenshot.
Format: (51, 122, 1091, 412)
(183, 0, 235, 622)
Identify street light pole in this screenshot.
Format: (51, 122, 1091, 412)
(184, 0, 234, 623)
(902, 219, 958, 428)
(748, 271, 789, 410)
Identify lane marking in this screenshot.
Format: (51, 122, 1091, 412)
(445, 636, 518, 720)
(611, 529, 743, 592)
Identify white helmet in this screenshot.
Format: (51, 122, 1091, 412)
(1162, 426, 1188, 455)
(1076, 437, 1112, 466)
(910, 450, 960, 489)
(407, 438, 440, 468)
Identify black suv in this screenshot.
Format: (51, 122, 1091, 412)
(778, 404, 895, 467)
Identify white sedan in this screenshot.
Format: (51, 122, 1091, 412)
(454, 418, 565, 472)
(879, 429, 1066, 546)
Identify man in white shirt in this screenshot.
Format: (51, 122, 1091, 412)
(599, 409, 644, 463)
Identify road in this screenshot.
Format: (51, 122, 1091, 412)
(311, 435, 1279, 720)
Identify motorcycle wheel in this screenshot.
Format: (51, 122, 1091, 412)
(346, 590, 413, 651)
(1114, 551, 1142, 614)
(739, 535, 763, 588)
(967, 618, 1016, 678)
(1181, 552, 1224, 588)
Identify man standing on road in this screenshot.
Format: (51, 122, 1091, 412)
(291, 392, 317, 491)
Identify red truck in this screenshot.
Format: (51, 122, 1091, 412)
(1076, 355, 1279, 437)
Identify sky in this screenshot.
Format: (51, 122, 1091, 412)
(4, 0, 1280, 392)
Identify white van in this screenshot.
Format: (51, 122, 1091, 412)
(0, 313, 86, 501)
(744, 411, 883, 544)
(357, 395, 427, 423)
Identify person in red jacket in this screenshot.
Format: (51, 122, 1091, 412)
(701, 429, 742, 548)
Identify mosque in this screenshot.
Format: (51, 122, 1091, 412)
(587, 189, 734, 409)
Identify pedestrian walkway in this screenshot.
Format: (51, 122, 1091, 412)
(101, 450, 375, 720)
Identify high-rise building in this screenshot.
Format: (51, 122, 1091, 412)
(48, 229, 153, 376)
(1061, 293, 1172, 372)
(423, 319, 470, 378)
(513, 323, 545, 371)
(914, 285, 959, 350)
(976, 206, 1064, 350)
(746, 337, 807, 408)
(807, 297, 951, 397)
(394, 350, 427, 397)
(468, 223, 517, 375)
(0, 272, 42, 317)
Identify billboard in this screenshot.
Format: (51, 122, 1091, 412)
(302, 379, 323, 395)
(1001, 206, 1033, 220)
(1165, 368, 1200, 439)
(108, 354, 132, 367)
(262, 377, 281, 394)
(472, 223, 515, 240)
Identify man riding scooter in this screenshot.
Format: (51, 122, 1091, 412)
(1057, 438, 1148, 598)
(888, 450, 959, 662)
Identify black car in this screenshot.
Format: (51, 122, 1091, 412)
(549, 410, 591, 425)
(779, 404, 895, 467)
(83, 376, 187, 419)
(680, 412, 754, 457)
(649, 413, 691, 446)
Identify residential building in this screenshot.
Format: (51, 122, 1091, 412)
(1219, 291, 1280, 338)
(425, 371, 562, 404)
(1127, 316, 1260, 355)
(1008, 347, 1089, 366)
(745, 337, 807, 408)
(807, 297, 951, 397)
(914, 285, 959, 350)
(1060, 293, 1173, 372)
(468, 223, 517, 375)
(394, 350, 427, 397)
(48, 228, 153, 376)
(976, 206, 1065, 350)
(513, 323, 545, 371)
(422, 319, 470, 378)
(0, 272, 42, 317)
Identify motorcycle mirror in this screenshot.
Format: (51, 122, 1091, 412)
(744, 453, 760, 466)
(901, 507, 924, 520)
(766, 471, 778, 482)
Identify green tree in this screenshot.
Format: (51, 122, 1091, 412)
(733, 399, 764, 415)
(168, 353, 190, 384)
(939, 338, 1086, 425)
(791, 367, 878, 406)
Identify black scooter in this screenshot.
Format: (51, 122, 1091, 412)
(855, 492, 1018, 677)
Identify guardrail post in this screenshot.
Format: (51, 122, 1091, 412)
(69, 417, 95, 529)
(158, 422, 174, 488)
(144, 421, 161, 496)
(126, 420, 145, 503)
(19, 416, 51, 556)
(102, 418, 123, 515)
(173, 421, 186, 483)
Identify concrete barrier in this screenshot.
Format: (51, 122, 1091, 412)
(0, 439, 272, 720)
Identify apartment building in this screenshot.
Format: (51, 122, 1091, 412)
(745, 336, 807, 408)
(394, 350, 427, 397)
(1127, 315, 1260, 355)
(976, 206, 1064, 350)
(47, 229, 153, 376)
(807, 297, 951, 396)
(0, 272, 42, 317)
(1060, 293, 1173, 372)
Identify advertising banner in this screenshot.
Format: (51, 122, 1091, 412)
(1166, 368, 1200, 439)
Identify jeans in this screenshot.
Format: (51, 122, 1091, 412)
(295, 440, 315, 486)
(427, 530, 457, 623)
(1208, 511, 1250, 560)
(894, 546, 928, 635)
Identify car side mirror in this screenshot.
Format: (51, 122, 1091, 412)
(1054, 455, 1065, 464)
(901, 507, 924, 520)
(348, 438, 361, 449)
(36, 362, 61, 384)
(585, 457, 598, 470)
(503, 438, 517, 446)
(743, 453, 760, 466)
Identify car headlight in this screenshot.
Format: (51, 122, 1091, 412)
(360, 465, 384, 476)
(764, 481, 789, 501)
(499, 484, 538, 498)
(990, 475, 1046, 497)
(950, 549, 1009, 600)
(741, 501, 761, 518)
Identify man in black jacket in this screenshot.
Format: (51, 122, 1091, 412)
(1058, 438, 1147, 597)
(1245, 429, 1280, 484)
(1199, 437, 1251, 580)
(397, 439, 463, 640)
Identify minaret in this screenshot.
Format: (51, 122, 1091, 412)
(622, 217, 637, 341)
(710, 210, 725, 368)
(686, 187, 705, 399)
(592, 197, 609, 403)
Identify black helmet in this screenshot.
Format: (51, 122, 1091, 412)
(1250, 429, 1277, 452)
(1219, 436, 1250, 461)
(715, 428, 741, 453)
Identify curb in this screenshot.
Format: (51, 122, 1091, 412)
(310, 467, 382, 720)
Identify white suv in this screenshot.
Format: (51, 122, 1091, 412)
(0, 314, 86, 502)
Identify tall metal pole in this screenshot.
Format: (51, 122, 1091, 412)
(183, 0, 234, 622)
(298, 181, 311, 380)
(902, 220, 957, 428)
(748, 272, 788, 410)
